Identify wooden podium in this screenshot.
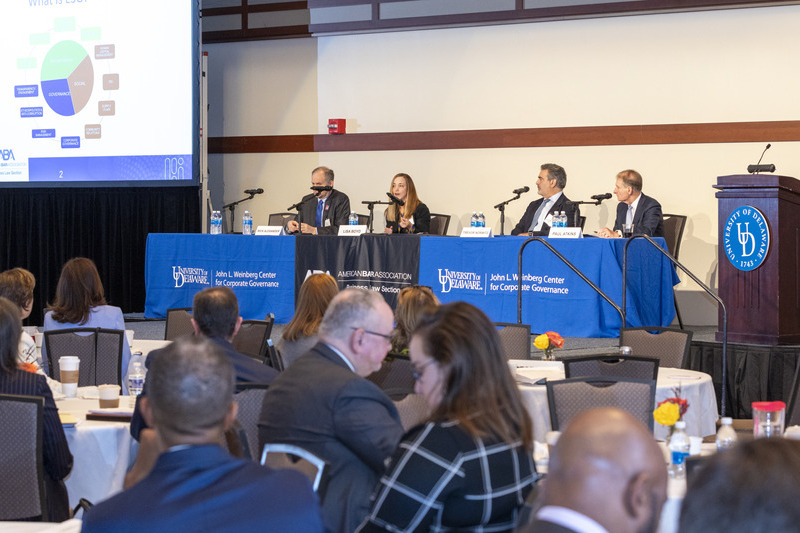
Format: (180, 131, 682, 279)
(714, 175, 800, 344)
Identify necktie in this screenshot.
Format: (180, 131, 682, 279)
(626, 204, 634, 226)
(529, 199, 550, 232)
(316, 199, 324, 227)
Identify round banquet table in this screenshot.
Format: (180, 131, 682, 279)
(510, 359, 719, 442)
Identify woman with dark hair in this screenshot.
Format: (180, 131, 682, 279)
(0, 297, 73, 521)
(359, 302, 537, 532)
(42, 258, 131, 382)
(384, 173, 431, 234)
(390, 285, 438, 355)
(278, 273, 339, 368)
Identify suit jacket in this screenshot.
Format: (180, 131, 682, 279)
(81, 444, 324, 533)
(129, 337, 279, 440)
(612, 193, 664, 237)
(511, 194, 580, 236)
(0, 370, 73, 521)
(385, 202, 431, 234)
(295, 189, 351, 235)
(258, 342, 404, 533)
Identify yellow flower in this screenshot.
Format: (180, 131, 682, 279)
(534, 334, 550, 351)
(653, 402, 680, 426)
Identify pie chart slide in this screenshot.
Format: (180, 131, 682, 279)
(41, 40, 94, 117)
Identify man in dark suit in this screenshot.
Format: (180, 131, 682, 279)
(82, 337, 324, 533)
(598, 169, 664, 238)
(518, 408, 667, 533)
(511, 163, 580, 235)
(287, 166, 351, 235)
(258, 288, 404, 533)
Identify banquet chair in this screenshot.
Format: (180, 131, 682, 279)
(268, 212, 295, 227)
(164, 307, 193, 340)
(232, 316, 274, 362)
(45, 328, 124, 386)
(578, 216, 586, 230)
(233, 384, 270, 461)
(786, 363, 800, 428)
(495, 322, 532, 360)
(367, 355, 415, 391)
(392, 392, 429, 430)
(619, 327, 693, 369)
(261, 443, 328, 495)
(357, 214, 370, 226)
(563, 355, 659, 381)
(662, 214, 687, 329)
(0, 393, 47, 521)
(546, 377, 656, 432)
(428, 213, 451, 235)
(265, 339, 285, 371)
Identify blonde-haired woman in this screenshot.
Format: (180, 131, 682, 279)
(278, 273, 339, 367)
(384, 173, 431, 234)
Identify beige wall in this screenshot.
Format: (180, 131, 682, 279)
(206, 5, 800, 325)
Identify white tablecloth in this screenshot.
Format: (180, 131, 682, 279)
(130, 339, 170, 358)
(510, 360, 719, 441)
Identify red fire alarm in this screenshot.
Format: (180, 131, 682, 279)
(328, 119, 346, 134)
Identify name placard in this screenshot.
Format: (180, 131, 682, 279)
(338, 225, 367, 236)
(255, 226, 285, 236)
(548, 227, 583, 239)
(460, 227, 493, 238)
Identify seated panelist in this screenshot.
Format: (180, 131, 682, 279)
(597, 169, 664, 238)
(384, 173, 431, 234)
(286, 166, 351, 235)
(511, 163, 580, 236)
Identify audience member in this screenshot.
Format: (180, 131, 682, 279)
(287, 166, 351, 235)
(519, 407, 667, 533)
(42, 257, 131, 379)
(359, 301, 537, 532)
(0, 268, 40, 370)
(598, 169, 664, 238)
(383, 173, 431, 234)
(390, 285, 438, 355)
(678, 438, 800, 533)
(278, 273, 339, 368)
(0, 297, 73, 522)
(258, 288, 404, 533)
(82, 337, 324, 533)
(511, 163, 580, 235)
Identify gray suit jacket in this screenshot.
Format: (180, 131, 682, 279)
(295, 189, 351, 235)
(258, 342, 404, 533)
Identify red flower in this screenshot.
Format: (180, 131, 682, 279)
(657, 397, 690, 417)
(545, 331, 564, 348)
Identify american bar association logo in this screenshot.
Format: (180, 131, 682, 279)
(723, 206, 770, 271)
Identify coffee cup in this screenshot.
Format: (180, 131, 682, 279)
(59, 356, 80, 398)
(98, 384, 121, 408)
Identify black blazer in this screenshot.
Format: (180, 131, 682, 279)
(612, 193, 664, 237)
(511, 194, 580, 236)
(294, 189, 351, 235)
(385, 202, 431, 234)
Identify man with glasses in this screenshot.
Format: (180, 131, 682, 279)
(258, 288, 403, 533)
(511, 163, 580, 235)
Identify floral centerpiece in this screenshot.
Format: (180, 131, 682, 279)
(653, 386, 689, 431)
(533, 331, 564, 361)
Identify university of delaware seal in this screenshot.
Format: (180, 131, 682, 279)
(722, 206, 770, 271)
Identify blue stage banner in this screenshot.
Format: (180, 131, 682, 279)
(144, 234, 296, 322)
(419, 236, 677, 337)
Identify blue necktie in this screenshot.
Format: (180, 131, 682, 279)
(316, 199, 324, 227)
(529, 199, 550, 232)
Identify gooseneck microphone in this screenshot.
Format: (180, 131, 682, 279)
(747, 143, 775, 174)
(386, 192, 405, 206)
(591, 193, 612, 201)
(512, 186, 530, 195)
(244, 188, 264, 195)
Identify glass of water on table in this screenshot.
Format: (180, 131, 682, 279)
(127, 351, 146, 407)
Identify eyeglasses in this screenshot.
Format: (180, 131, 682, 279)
(350, 327, 392, 342)
(412, 358, 437, 381)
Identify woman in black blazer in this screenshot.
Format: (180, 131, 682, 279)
(384, 173, 431, 234)
(0, 297, 73, 521)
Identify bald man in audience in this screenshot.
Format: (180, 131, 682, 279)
(519, 408, 668, 533)
(82, 337, 324, 533)
(679, 438, 800, 533)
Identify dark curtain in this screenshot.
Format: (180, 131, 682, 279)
(0, 187, 201, 325)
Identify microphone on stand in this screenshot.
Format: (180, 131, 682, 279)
(591, 193, 612, 202)
(512, 186, 530, 195)
(244, 188, 264, 195)
(747, 143, 775, 174)
(310, 185, 333, 192)
(386, 192, 405, 206)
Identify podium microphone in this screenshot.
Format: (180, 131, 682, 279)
(591, 193, 612, 201)
(386, 192, 405, 206)
(747, 143, 776, 174)
(512, 186, 530, 195)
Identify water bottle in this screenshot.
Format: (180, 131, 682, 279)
(242, 210, 253, 235)
(668, 420, 690, 479)
(470, 212, 478, 227)
(716, 417, 738, 451)
(127, 352, 146, 399)
(560, 211, 567, 228)
(477, 212, 485, 227)
(349, 212, 359, 225)
(210, 210, 222, 234)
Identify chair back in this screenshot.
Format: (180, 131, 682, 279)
(233, 384, 270, 460)
(268, 212, 296, 226)
(265, 339, 285, 371)
(786, 363, 800, 427)
(393, 393, 429, 430)
(164, 307, 193, 340)
(261, 443, 328, 495)
(563, 355, 659, 381)
(233, 316, 274, 362)
(366, 356, 415, 391)
(0, 394, 47, 521)
(620, 327, 693, 369)
(495, 322, 531, 360)
(578, 216, 586, 230)
(45, 328, 124, 386)
(356, 214, 370, 226)
(428, 213, 451, 235)
(662, 214, 687, 259)
(546, 377, 656, 432)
